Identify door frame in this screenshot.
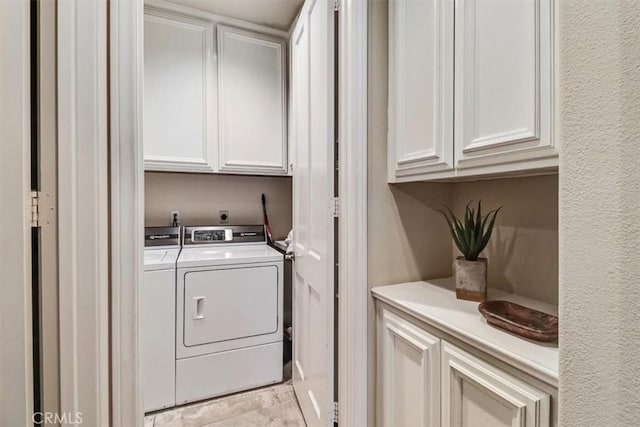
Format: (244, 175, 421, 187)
(337, 0, 368, 425)
(0, 0, 34, 425)
(107, 0, 368, 425)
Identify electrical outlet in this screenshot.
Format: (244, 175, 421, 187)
(170, 210, 180, 226)
(219, 210, 229, 224)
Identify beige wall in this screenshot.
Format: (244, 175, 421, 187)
(452, 175, 559, 305)
(145, 172, 292, 240)
(559, 1, 640, 425)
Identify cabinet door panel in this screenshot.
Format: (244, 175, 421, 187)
(388, 0, 454, 181)
(377, 307, 440, 427)
(455, 0, 556, 169)
(217, 26, 287, 175)
(144, 9, 215, 172)
(441, 341, 551, 427)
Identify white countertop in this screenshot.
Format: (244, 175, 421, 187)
(371, 277, 559, 387)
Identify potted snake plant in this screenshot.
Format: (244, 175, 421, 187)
(439, 201, 501, 302)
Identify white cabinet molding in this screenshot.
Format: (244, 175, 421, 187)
(58, 0, 111, 423)
(441, 341, 551, 427)
(143, 7, 216, 172)
(454, 0, 557, 170)
(378, 308, 441, 427)
(388, 0, 454, 181)
(217, 25, 288, 175)
(110, 0, 144, 424)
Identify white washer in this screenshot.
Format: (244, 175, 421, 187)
(175, 225, 283, 404)
(143, 227, 181, 412)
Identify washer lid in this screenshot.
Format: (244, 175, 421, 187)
(177, 245, 283, 268)
(144, 247, 181, 271)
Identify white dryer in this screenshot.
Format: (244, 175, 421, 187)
(143, 226, 181, 412)
(175, 225, 283, 404)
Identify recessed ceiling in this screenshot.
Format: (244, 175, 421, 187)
(165, 0, 304, 32)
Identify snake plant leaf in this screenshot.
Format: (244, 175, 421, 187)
(479, 207, 502, 252)
(438, 210, 467, 254)
(443, 205, 470, 253)
(439, 202, 502, 261)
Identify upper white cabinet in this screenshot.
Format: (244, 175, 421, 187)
(388, 0, 558, 182)
(388, 0, 454, 181)
(454, 0, 556, 172)
(217, 26, 287, 175)
(143, 3, 288, 175)
(144, 9, 216, 172)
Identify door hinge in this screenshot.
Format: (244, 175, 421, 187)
(330, 401, 339, 424)
(30, 191, 40, 227)
(333, 0, 340, 12)
(330, 197, 340, 218)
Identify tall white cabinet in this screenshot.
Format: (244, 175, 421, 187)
(143, 2, 289, 175)
(388, 0, 558, 182)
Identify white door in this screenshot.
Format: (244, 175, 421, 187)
(0, 0, 34, 424)
(441, 341, 551, 427)
(291, 0, 336, 425)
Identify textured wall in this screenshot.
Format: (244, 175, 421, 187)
(452, 175, 559, 305)
(558, 1, 640, 425)
(145, 172, 292, 240)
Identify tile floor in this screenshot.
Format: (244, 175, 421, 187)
(145, 364, 306, 427)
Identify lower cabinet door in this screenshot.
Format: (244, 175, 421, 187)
(377, 307, 441, 427)
(441, 341, 551, 427)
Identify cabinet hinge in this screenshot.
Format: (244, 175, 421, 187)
(329, 401, 339, 424)
(30, 191, 40, 227)
(330, 197, 340, 218)
(333, 0, 340, 12)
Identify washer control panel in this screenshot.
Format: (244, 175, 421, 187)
(183, 225, 266, 246)
(192, 228, 233, 242)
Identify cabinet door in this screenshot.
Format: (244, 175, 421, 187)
(217, 26, 287, 175)
(454, 0, 557, 172)
(377, 307, 441, 427)
(441, 341, 551, 427)
(144, 9, 216, 172)
(388, 0, 454, 182)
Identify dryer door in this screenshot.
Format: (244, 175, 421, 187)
(183, 265, 279, 347)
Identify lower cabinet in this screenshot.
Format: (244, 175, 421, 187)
(377, 305, 552, 427)
(441, 342, 550, 427)
(378, 308, 441, 427)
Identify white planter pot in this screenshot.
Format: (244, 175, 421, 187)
(454, 257, 487, 302)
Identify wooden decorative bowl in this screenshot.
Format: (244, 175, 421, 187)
(478, 300, 558, 342)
